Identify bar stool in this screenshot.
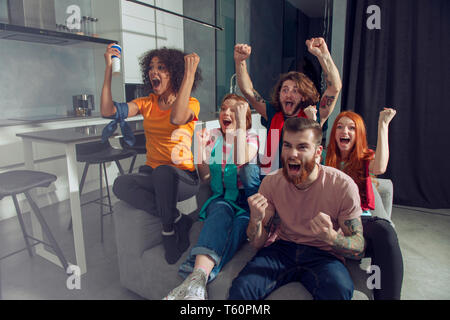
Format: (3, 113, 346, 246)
(68, 140, 137, 242)
(119, 133, 146, 173)
(0, 170, 68, 272)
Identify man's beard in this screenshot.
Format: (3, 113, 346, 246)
(282, 100, 306, 117)
(282, 156, 316, 185)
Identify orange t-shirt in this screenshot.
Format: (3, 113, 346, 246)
(132, 94, 200, 171)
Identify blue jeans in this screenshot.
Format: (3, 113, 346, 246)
(179, 194, 250, 283)
(239, 163, 261, 199)
(228, 240, 354, 300)
(178, 164, 260, 282)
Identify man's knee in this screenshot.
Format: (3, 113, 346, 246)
(228, 274, 257, 300)
(316, 270, 354, 300)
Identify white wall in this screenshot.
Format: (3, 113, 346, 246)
(120, 0, 184, 84)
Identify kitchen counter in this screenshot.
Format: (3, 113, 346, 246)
(0, 113, 144, 127)
(16, 121, 144, 143)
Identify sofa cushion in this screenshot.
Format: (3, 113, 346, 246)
(114, 199, 373, 300)
(138, 220, 372, 300)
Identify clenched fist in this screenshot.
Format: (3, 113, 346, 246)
(310, 212, 336, 244)
(303, 105, 318, 122)
(184, 53, 200, 76)
(234, 101, 249, 128)
(306, 37, 330, 59)
(379, 108, 396, 126)
(234, 44, 251, 63)
(248, 193, 268, 223)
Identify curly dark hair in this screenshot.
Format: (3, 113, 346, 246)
(139, 47, 202, 94)
(270, 71, 320, 112)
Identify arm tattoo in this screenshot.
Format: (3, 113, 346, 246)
(319, 95, 335, 110)
(247, 220, 261, 242)
(248, 215, 274, 243)
(332, 218, 365, 260)
(247, 224, 257, 241)
(253, 89, 265, 103)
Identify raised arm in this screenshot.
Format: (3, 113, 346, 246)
(234, 44, 267, 120)
(101, 43, 139, 117)
(195, 128, 211, 182)
(311, 213, 365, 260)
(306, 38, 342, 127)
(170, 53, 200, 125)
(246, 193, 275, 249)
(234, 102, 258, 166)
(369, 108, 397, 175)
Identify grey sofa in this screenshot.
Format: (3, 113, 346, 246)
(113, 180, 379, 300)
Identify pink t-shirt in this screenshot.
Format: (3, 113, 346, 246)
(259, 165, 362, 261)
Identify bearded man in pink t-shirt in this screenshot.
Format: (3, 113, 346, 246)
(228, 117, 364, 300)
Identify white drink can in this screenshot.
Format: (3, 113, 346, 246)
(111, 44, 122, 75)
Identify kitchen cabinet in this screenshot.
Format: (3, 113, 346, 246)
(93, 0, 184, 84)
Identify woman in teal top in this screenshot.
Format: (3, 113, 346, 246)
(163, 94, 260, 300)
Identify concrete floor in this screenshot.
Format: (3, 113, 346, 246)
(0, 191, 449, 300)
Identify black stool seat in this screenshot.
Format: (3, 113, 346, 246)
(0, 170, 57, 199)
(120, 134, 146, 173)
(69, 139, 137, 242)
(76, 140, 137, 164)
(0, 170, 68, 273)
(120, 133, 147, 154)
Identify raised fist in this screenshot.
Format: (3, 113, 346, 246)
(303, 105, 318, 122)
(379, 108, 397, 126)
(184, 52, 200, 75)
(234, 44, 251, 62)
(234, 101, 249, 127)
(306, 37, 330, 58)
(248, 193, 268, 223)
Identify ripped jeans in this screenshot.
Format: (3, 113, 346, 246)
(178, 164, 260, 282)
(178, 196, 249, 282)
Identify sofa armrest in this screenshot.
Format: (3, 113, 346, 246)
(375, 178, 393, 220)
(113, 201, 163, 258)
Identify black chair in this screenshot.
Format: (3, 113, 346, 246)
(68, 139, 137, 242)
(0, 170, 68, 272)
(119, 133, 146, 173)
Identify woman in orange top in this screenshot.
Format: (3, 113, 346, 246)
(101, 44, 202, 264)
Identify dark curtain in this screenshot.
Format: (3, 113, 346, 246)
(342, 0, 450, 208)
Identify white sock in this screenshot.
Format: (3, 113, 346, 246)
(162, 230, 175, 236)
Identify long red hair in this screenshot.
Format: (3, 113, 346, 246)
(325, 111, 374, 191)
